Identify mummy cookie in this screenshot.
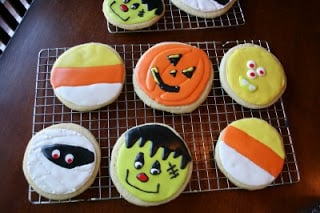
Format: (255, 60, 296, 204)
(170, 0, 237, 18)
(22, 123, 101, 200)
(110, 123, 193, 206)
(102, 0, 165, 30)
(219, 43, 287, 109)
(133, 42, 213, 114)
(50, 42, 125, 112)
(215, 118, 285, 190)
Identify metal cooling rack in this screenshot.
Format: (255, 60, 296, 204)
(107, 0, 245, 33)
(29, 40, 300, 204)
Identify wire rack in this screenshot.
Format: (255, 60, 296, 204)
(107, 0, 245, 33)
(29, 40, 300, 204)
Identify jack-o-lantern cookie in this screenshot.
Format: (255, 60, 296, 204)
(110, 123, 193, 206)
(219, 44, 287, 109)
(133, 42, 213, 114)
(50, 42, 125, 112)
(102, 0, 165, 30)
(214, 118, 285, 190)
(22, 123, 101, 200)
(170, 0, 237, 18)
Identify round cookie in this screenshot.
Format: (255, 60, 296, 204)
(23, 123, 101, 200)
(170, 0, 237, 19)
(102, 0, 165, 30)
(110, 123, 193, 206)
(133, 42, 213, 114)
(50, 42, 125, 112)
(219, 43, 287, 109)
(214, 118, 285, 190)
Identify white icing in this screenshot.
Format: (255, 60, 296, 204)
(218, 141, 274, 186)
(55, 83, 122, 107)
(26, 128, 96, 195)
(181, 0, 230, 12)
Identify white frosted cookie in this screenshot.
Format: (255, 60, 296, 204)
(102, 0, 165, 30)
(23, 123, 101, 200)
(219, 43, 287, 109)
(170, 0, 237, 18)
(214, 118, 285, 190)
(50, 42, 125, 112)
(110, 123, 193, 206)
(133, 42, 213, 114)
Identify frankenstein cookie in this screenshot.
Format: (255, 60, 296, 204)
(219, 43, 287, 109)
(171, 0, 237, 18)
(23, 123, 101, 200)
(50, 42, 125, 112)
(102, 0, 165, 30)
(214, 118, 285, 190)
(110, 123, 193, 206)
(133, 42, 213, 114)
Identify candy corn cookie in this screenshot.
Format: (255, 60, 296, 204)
(214, 118, 285, 190)
(23, 123, 101, 200)
(50, 43, 125, 111)
(219, 43, 286, 109)
(133, 42, 213, 114)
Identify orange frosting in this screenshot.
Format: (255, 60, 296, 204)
(135, 43, 212, 106)
(51, 65, 125, 88)
(222, 125, 284, 177)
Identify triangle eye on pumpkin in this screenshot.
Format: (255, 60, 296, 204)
(182, 66, 196, 78)
(167, 54, 182, 66)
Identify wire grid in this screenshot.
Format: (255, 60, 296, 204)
(107, 0, 245, 33)
(29, 40, 300, 204)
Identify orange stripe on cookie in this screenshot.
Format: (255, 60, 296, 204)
(51, 65, 124, 88)
(222, 126, 284, 177)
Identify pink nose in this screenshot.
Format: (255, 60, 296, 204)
(136, 173, 149, 182)
(120, 4, 128, 12)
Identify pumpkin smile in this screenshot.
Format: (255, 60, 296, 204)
(151, 67, 180, 93)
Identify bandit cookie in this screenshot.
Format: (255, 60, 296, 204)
(214, 118, 285, 190)
(110, 123, 193, 206)
(22, 123, 101, 200)
(219, 43, 287, 109)
(50, 42, 125, 112)
(170, 0, 237, 18)
(133, 42, 213, 114)
(102, 0, 165, 30)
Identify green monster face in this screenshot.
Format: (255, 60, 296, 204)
(116, 124, 192, 203)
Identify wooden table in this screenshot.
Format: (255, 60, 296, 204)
(0, 0, 319, 212)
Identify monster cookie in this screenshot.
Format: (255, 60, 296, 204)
(133, 42, 213, 114)
(50, 42, 125, 112)
(102, 0, 165, 30)
(110, 123, 193, 206)
(219, 43, 287, 109)
(171, 0, 237, 19)
(215, 118, 285, 190)
(22, 123, 101, 200)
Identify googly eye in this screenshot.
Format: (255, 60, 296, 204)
(65, 153, 74, 164)
(247, 60, 256, 69)
(256, 67, 266, 76)
(51, 149, 60, 159)
(150, 168, 161, 175)
(247, 69, 257, 79)
(134, 162, 143, 169)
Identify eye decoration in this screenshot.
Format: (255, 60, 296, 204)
(150, 160, 161, 175)
(65, 153, 74, 164)
(123, 0, 130, 3)
(134, 152, 144, 169)
(51, 149, 60, 159)
(247, 69, 257, 79)
(131, 3, 139, 10)
(169, 70, 177, 77)
(247, 60, 256, 69)
(182, 66, 196, 79)
(256, 67, 266, 76)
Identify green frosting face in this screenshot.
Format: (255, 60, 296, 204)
(105, 0, 164, 25)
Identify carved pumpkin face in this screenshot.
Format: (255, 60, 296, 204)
(134, 43, 213, 106)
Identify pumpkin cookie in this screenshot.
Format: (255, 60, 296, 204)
(133, 42, 214, 114)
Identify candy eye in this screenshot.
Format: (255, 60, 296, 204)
(247, 60, 256, 69)
(134, 152, 144, 169)
(65, 153, 74, 164)
(256, 67, 266, 76)
(51, 149, 60, 159)
(131, 3, 139, 9)
(150, 160, 161, 175)
(247, 69, 257, 79)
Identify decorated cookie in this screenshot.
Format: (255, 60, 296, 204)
(50, 42, 125, 112)
(219, 43, 287, 109)
(102, 0, 165, 30)
(170, 0, 237, 18)
(110, 123, 193, 206)
(22, 123, 101, 200)
(214, 118, 285, 190)
(133, 42, 213, 114)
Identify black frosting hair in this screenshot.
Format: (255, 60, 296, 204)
(125, 124, 191, 169)
(141, 0, 164, 15)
